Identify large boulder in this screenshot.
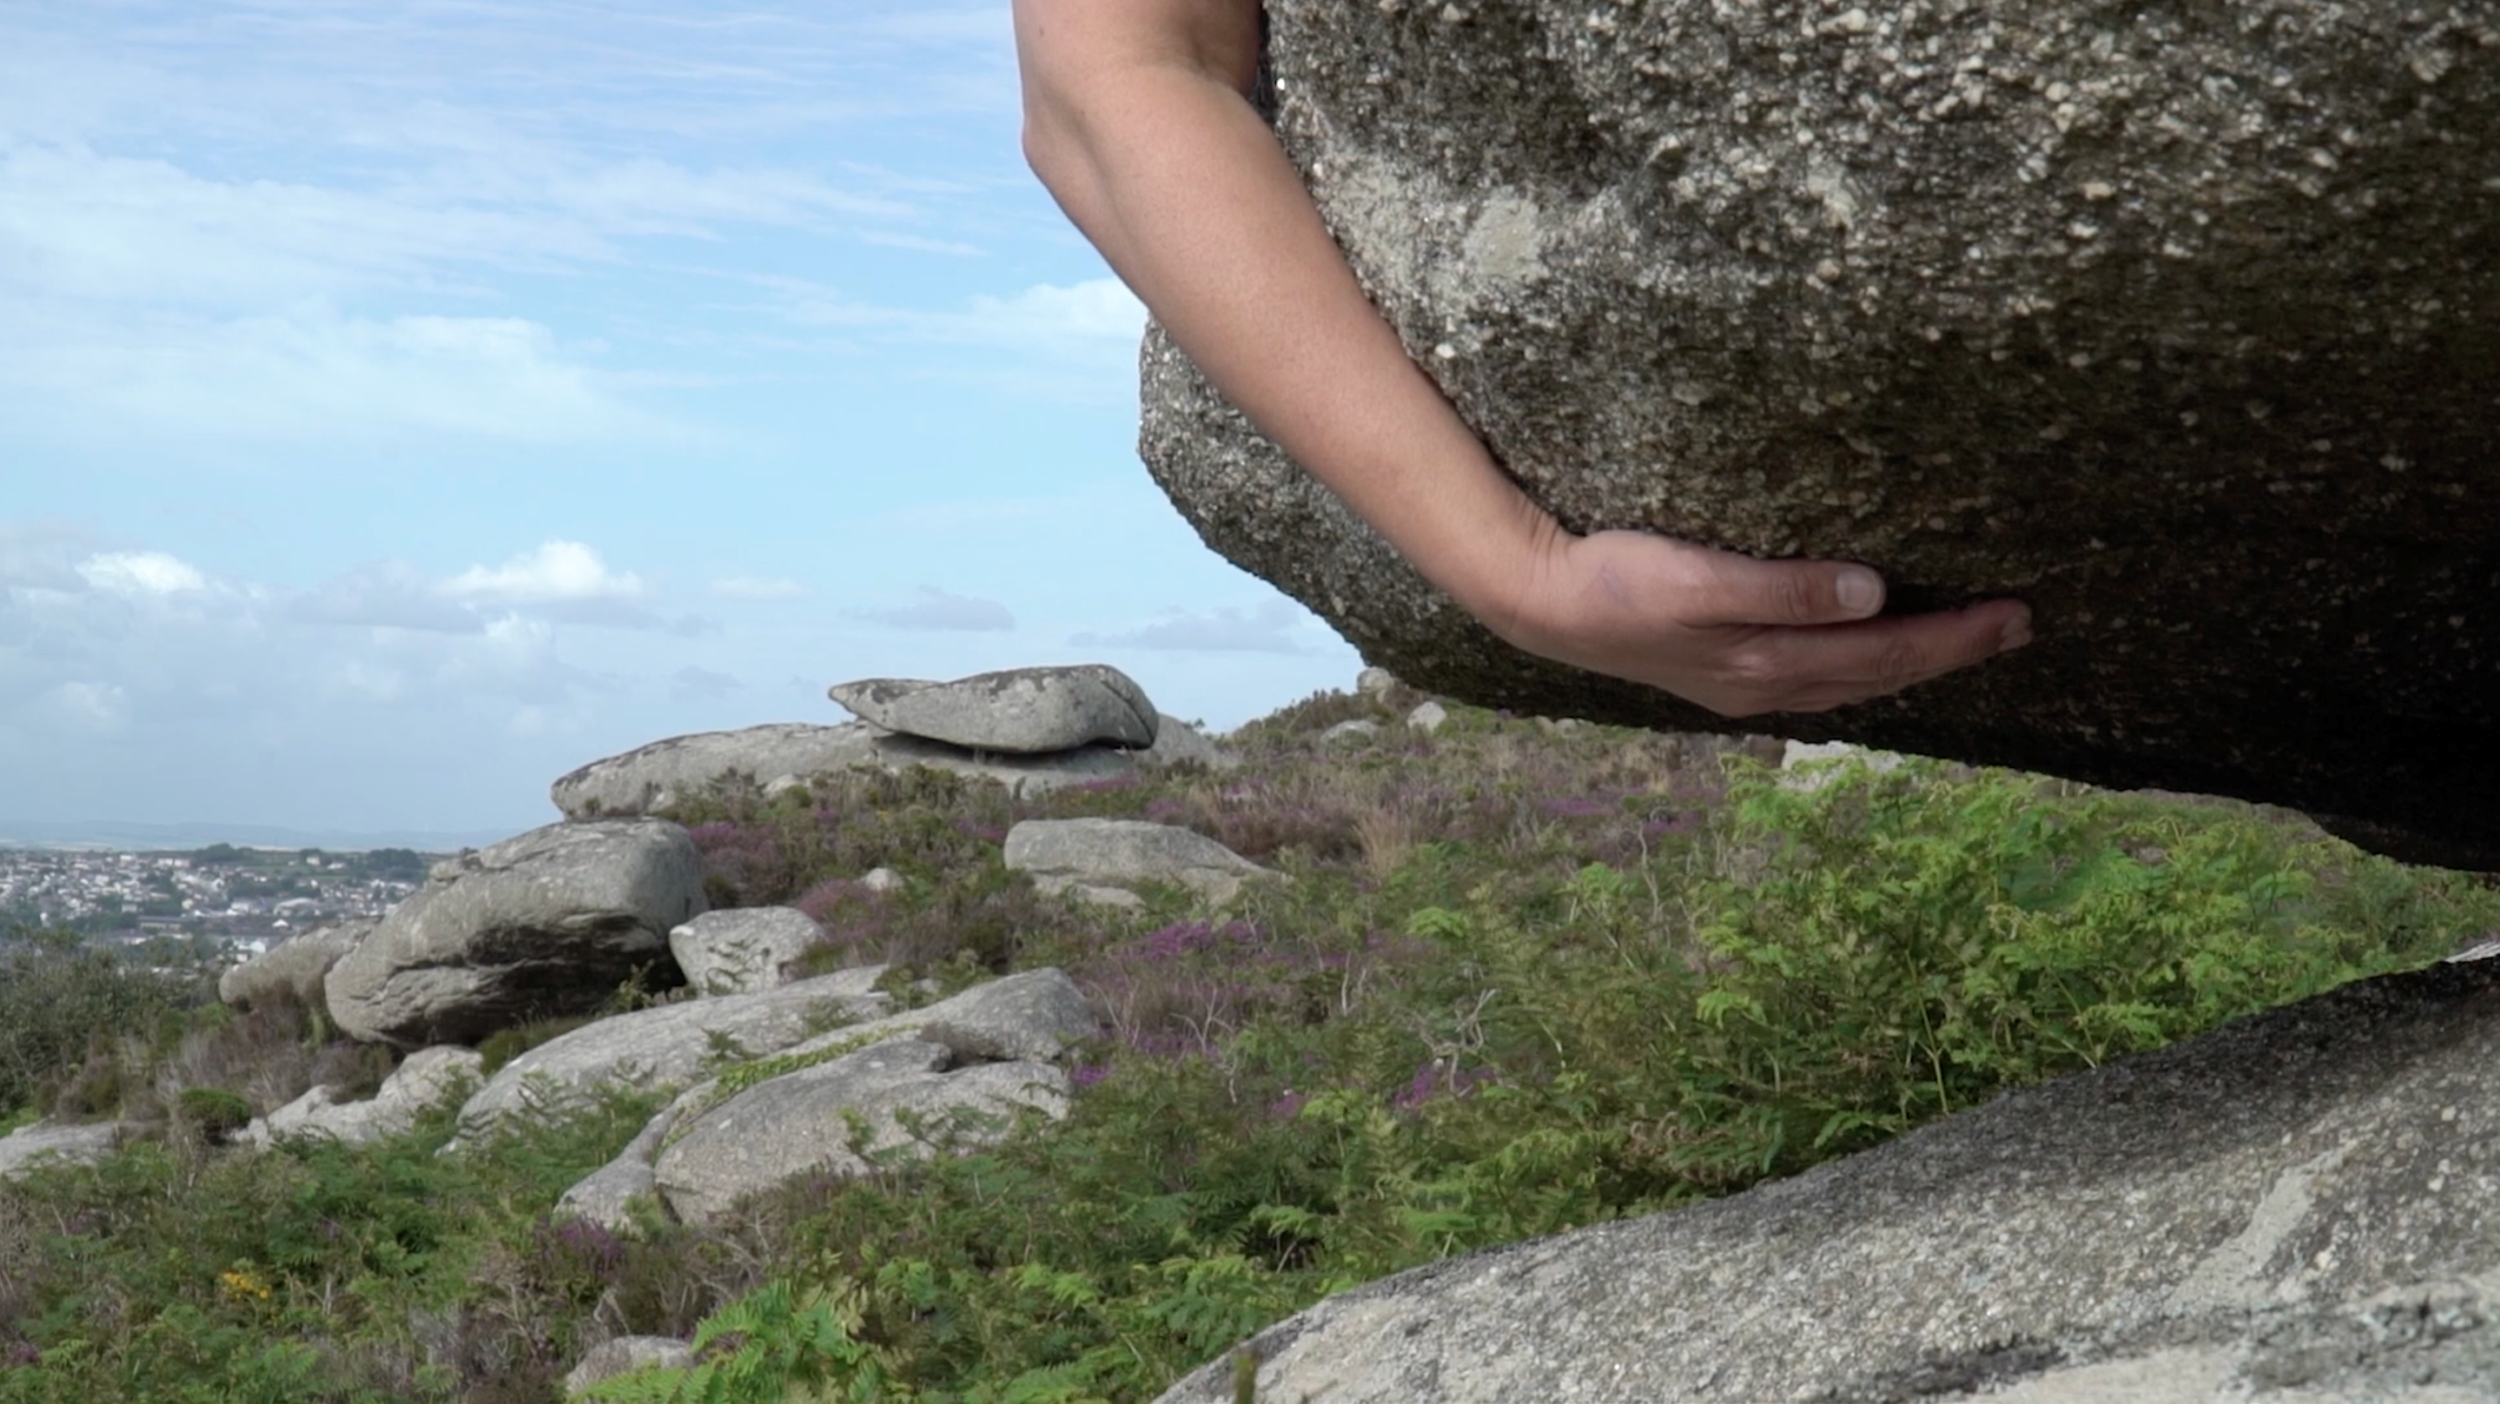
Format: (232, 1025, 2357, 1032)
(453, 965, 890, 1138)
(244, 1045, 481, 1149)
(219, 919, 372, 1011)
(830, 665, 1158, 754)
(1140, 0, 2500, 870)
(326, 821, 706, 1048)
(1004, 819, 1274, 906)
(1158, 953, 2500, 1403)
(653, 1039, 1068, 1225)
(552, 722, 1141, 819)
(668, 907, 825, 996)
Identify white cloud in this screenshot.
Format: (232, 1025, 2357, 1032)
(3, 305, 670, 444)
(1072, 600, 1317, 655)
(447, 541, 648, 605)
(962, 279, 1147, 346)
(712, 576, 808, 601)
(847, 586, 1016, 633)
(290, 562, 483, 634)
(76, 551, 207, 597)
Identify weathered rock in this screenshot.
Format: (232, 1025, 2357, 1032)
(1159, 959, 2500, 1403)
(1140, 0, 2500, 871)
(551, 722, 1142, 819)
(1355, 666, 1399, 699)
(244, 1045, 481, 1149)
(0, 1120, 125, 1182)
(765, 969, 1100, 1070)
(1778, 737, 1908, 793)
(454, 965, 889, 1139)
(829, 665, 1158, 754)
(550, 723, 880, 818)
(326, 821, 705, 1048)
(859, 867, 906, 896)
(555, 1100, 687, 1235)
(669, 907, 824, 996)
(218, 919, 372, 1011)
(654, 1039, 1068, 1225)
(1406, 701, 1450, 735)
(1138, 714, 1234, 771)
(1321, 718, 1380, 745)
(563, 1337, 694, 1398)
(1004, 819, 1273, 906)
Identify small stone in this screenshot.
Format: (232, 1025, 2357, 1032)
(669, 908, 824, 996)
(564, 1337, 694, 1398)
(1354, 667, 1400, 698)
(1407, 701, 1451, 735)
(1324, 719, 1382, 743)
(860, 867, 905, 895)
(1004, 819, 1274, 906)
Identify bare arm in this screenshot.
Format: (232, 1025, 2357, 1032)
(1014, 0, 2029, 717)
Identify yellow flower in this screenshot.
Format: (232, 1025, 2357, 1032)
(217, 1267, 272, 1303)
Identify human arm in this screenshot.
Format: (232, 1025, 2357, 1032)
(1012, 0, 2031, 717)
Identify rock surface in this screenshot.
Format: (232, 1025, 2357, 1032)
(1004, 819, 1273, 905)
(218, 919, 372, 1011)
(549, 969, 1094, 1228)
(454, 965, 889, 1137)
(0, 1120, 125, 1182)
(326, 821, 706, 1048)
(245, 1045, 482, 1149)
(1139, 0, 2500, 870)
(1158, 958, 2500, 1403)
(551, 723, 883, 817)
(654, 1039, 1068, 1225)
(668, 907, 824, 996)
(563, 1336, 693, 1398)
(551, 722, 1142, 819)
(830, 665, 1158, 754)
(555, 1100, 686, 1234)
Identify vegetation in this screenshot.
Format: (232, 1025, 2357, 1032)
(2, 694, 2492, 1402)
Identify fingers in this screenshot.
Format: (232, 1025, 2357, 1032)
(1716, 599, 2032, 714)
(1678, 548, 1888, 629)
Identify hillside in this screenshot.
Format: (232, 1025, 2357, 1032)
(1, 678, 2493, 1403)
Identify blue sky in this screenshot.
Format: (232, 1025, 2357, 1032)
(0, 1, 1359, 840)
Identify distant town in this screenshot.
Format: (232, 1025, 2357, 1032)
(0, 844, 441, 959)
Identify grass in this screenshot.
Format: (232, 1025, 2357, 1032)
(3, 687, 2493, 1402)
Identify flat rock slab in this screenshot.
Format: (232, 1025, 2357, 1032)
(245, 1045, 482, 1149)
(766, 968, 1102, 1070)
(326, 820, 707, 1048)
(551, 722, 1143, 820)
(1158, 958, 2500, 1403)
(0, 1120, 125, 1182)
(1140, 0, 2500, 870)
(454, 965, 889, 1139)
(830, 665, 1158, 754)
(219, 919, 372, 1011)
(1004, 819, 1274, 905)
(654, 1039, 1068, 1225)
(669, 907, 824, 996)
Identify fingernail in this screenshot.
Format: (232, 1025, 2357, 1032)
(2000, 614, 2034, 652)
(1837, 568, 1882, 615)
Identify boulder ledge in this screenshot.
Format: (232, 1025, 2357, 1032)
(1140, 0, 2500, 869)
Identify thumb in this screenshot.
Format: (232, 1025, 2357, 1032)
(1684, 552, 1887, 628)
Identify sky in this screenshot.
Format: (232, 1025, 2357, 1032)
(0, 1, 1360, 843)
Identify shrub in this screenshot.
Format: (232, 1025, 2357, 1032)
(175, 1088, 254, 1146)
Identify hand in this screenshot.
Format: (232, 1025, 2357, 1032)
(1491, 524, 2033, 718)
